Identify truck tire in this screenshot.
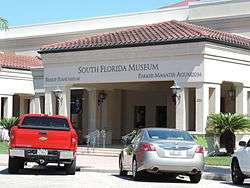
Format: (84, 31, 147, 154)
(65, 158, 76, 175)
(8, 157, 21, 174)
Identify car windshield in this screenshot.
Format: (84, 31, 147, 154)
(147, 129, 193, 141)
(20, 116, 70, 130)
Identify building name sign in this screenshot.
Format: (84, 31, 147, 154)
(78, 63, 159, 74)
(44, 62, 203, 86)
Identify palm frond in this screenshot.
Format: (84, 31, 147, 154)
(0, 17, 8, 30)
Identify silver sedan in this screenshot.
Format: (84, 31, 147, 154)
(119, 128, 204, 183)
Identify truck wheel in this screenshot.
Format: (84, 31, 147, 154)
(232, 159, 245, 185)
(65, 158, 76, 175)
(8, 157, 21, 174)
(189, 172, 202, 183)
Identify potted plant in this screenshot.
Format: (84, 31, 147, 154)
(206, 113, 250, 155)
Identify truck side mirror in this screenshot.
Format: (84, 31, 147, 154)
(239, 141, 247, 147)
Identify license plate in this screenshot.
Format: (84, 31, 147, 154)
(37, 149, 48, 156)
(170, 150, 181, 156)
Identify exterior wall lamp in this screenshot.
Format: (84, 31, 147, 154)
(98, 90, 107, 106)
(170, 81, 181, 105)
(228, 86, 235, 101)
(53, 88, 63, 114)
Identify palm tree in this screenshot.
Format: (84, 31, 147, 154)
(206, 113, 250, 154)
(0, 17, 8, 30)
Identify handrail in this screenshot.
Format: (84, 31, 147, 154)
(85, 129, 111, 152)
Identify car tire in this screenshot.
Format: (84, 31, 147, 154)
(132, 158, 142, 181)
(189, 172, 202, 183)
(8, 156, 21, 174)
(119, 156, 128, 176)
(65, 157, 76, 175)
(231, 159, 245, 185)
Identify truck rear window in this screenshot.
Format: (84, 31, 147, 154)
(19, 116, 70, 130)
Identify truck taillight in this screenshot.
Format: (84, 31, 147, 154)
(140, 144, 156, 152)
(71, 136, 77, 147)
(195, 146, 204, 154)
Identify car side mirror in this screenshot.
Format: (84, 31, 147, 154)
(239, 141, 247, 147)
(121, 137, 131, 145)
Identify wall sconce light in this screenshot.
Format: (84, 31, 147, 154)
(53, 88, 63, 105)
(170, 81, 181, 105)
(228, 86, 235, 101)
(98, 90, 107, 106)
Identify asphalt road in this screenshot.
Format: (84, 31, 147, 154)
(0, 165, 249, 188)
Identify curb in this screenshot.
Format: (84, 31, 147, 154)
(202, 172, 231, 181)
(80, 168, 119, 173)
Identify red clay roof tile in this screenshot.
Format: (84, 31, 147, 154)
(0, 53, 43, 70)
(39, 20, 250, 54)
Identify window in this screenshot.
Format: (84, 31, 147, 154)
(156, 106, 167, 127)
(20, 116, 69, 130)
(147, 129, 193, 141)
(134, 106, 146, 128)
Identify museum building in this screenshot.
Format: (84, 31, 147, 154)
(0, 0, 250, 144)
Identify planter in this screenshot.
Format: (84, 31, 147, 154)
(1, 128, 9, 142)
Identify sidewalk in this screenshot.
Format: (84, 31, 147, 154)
(0, 154, 231, 181)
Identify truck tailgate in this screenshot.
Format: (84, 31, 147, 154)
(12, 128, 72, 150)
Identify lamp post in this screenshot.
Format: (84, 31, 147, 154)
(98, 90, 107, 148)
(53, 88, 63, 115)
(170, 81, 181, 105)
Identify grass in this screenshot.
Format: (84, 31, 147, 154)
(0, 141, 8, 154)
(205, 156, 232, 166)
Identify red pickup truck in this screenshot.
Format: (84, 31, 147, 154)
(8, 114, 78, 175)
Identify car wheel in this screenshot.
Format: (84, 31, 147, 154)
(189, 172, 202, 183)
(232, 159, 245, 185)
(8, 156, 21, 174)
(65, 157, 76, 175)
(132, 158, 142, 181)
(119, 156, 128, 176)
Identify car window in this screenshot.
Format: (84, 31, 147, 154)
(20, 116, 70, 130)
(147, 129, 193, 141)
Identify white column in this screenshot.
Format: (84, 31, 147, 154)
(45, 89, 54, 115)
(176, 88, 188, 131)
(6, 95, 13, 118)
(214, 84, 221, 113)
(208, 84, 221, 114)
(235, 86, 248, 114)
(88, 90, 98, 132)
(196, 84, 209, 133)
(30, 96, 41, 114)
(58, 87, 71, 118)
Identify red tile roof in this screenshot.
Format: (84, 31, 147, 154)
(0, 53, 43, 70)
(39, 20, 250, 54)
(167, 0, 199, 8)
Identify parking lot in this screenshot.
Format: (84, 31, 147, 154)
(0, 154, 249, 188)
(0, 165, 248, 188)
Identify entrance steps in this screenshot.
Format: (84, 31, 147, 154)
(77, 146, 121, 157)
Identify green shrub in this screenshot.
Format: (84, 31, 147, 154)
(0, 117, 19, 131)
(192, 134, 208, 149)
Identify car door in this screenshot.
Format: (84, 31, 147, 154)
(237, 139, 250, 172)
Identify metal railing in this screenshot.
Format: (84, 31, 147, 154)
(85, 129, 112, 152)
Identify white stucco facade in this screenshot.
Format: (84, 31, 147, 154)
(0, 0, 250, 144)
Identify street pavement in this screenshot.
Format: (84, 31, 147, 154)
(1, 154, 249, 187)
(0, 166, 248, 188)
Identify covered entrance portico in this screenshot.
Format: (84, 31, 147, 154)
(39, 20, 250, 146)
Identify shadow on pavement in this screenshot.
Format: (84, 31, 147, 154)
(0, 165, 80, 176)
(112, 174, 192, 184)
(220, 182, 250, 187)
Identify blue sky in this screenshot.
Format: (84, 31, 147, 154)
(1, 0, 181, 27)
